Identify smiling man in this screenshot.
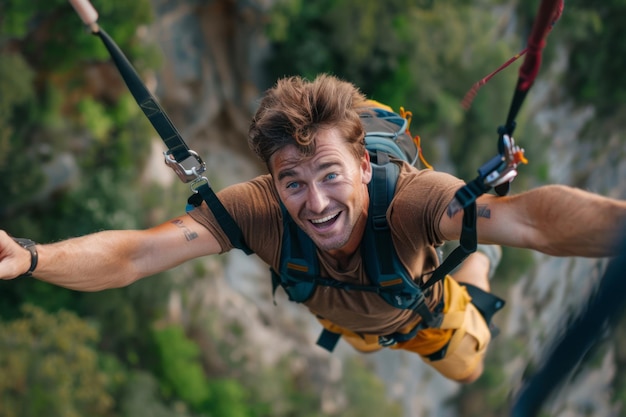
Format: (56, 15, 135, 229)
(1, 74, 625, 384)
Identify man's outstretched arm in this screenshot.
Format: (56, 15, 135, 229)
(0, 214, 221, 291)
(440, 184, 626, 257)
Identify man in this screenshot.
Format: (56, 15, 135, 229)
(1, 74, 625, 384)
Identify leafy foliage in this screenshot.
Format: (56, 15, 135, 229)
(265, 0, 522, 178)
(2, 1, 625, 417)
(0, 53, 41, 211)
(152, 324, 252, 416)
(341, 357, 404, 417)
(0, 0, 156, 316)
(0, 0, 155, 221)
(153, 325, 212, 408)
(561, 0, 626, 113)
(0, 0, 153, 70)
(0, 305, 114, 417)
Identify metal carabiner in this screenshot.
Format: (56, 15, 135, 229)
(484, 134, 527, 188)
(163, 149, 207, 184)
(189, 175, 210, 194)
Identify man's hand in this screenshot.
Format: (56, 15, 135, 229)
(0, 231, 33, 280)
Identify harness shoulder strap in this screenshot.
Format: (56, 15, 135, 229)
(368, 151, 397, 273)
(187, 187, 253, 254)
(270, 205, 318, 303)
(364, 159, 442, 326)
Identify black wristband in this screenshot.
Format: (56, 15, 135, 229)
(12, 238, 38, 277)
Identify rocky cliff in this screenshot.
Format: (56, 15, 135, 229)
(145, 1, 626, 416)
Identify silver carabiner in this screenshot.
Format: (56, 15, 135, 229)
(163, 149, 207, 183)
(484, 134, 526, 188)
(189, 175, 210, 194)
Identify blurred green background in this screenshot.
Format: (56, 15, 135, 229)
(1, 0, 625, 416)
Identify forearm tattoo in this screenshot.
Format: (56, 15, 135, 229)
(171, 219, 199, 241)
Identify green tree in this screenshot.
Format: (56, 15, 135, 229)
(0, 0, 156, 218)
(0, 0, 153, 70)
(0, 0, 158, 320)
(152, 324, 252, 417)
(560, 0, 626, 112)
(264, 0, 523, 176)
(0, 305, 114, 417)
(0, 52, 41, 212)
(341, 357, 404, 417)
(119, 371, 195, 417)
(153, 325, 212, 408)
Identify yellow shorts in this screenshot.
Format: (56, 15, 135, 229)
(316, 276, 492, 382)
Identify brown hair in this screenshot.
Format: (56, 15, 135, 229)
(248, 74, 368, 167)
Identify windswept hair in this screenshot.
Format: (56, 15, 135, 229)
(248, 74, 368, 166)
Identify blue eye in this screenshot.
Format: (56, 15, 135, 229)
(286, 182, 299, 189)
(326, 173, 337, 180)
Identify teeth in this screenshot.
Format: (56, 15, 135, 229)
(311, 213, 338, 224)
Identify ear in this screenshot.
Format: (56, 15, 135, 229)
(360, 151, 372, 184)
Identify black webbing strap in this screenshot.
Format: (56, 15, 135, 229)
(370, 151, 396, 274)
(316, 329, 342, 352)
(367, 154, 443, 328)
(422, 201, 478, 290)
(193, 184, 252, 254)
(96, 29, 190, 163)
(94, 28, 251, 254)
(464, 283, 506, 336)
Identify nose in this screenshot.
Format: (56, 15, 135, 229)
(306, 183, 329, 214)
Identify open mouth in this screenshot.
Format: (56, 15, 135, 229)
(309, 212, 340, 228)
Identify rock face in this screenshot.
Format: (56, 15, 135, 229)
(149, 0, 269, 171)
(147, 1, 626, 417)
(501, 48, 626, 417)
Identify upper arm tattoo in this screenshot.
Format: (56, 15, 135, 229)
(171, 219, 199, 241)
(477, 204, 491, 219)
(447, 201, 492, 219)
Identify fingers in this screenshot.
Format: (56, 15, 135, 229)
(0, 230, 30, 280)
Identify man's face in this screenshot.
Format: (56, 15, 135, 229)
(270, 128, 372, 256)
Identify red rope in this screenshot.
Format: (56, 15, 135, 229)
(462, 49, 528, 110)
(462, 0, 564, 110)
(518, 0, 564, 91)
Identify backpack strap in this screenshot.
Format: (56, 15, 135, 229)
(364, 158, 443, 328)
(271, 202, 391, 306)
(270, 206, 318, 303)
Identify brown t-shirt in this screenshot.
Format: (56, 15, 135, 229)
(188, 161, 464, 336)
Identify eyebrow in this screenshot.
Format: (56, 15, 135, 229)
(277, 168, 296, 182)
(276, 161, 342, 182)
